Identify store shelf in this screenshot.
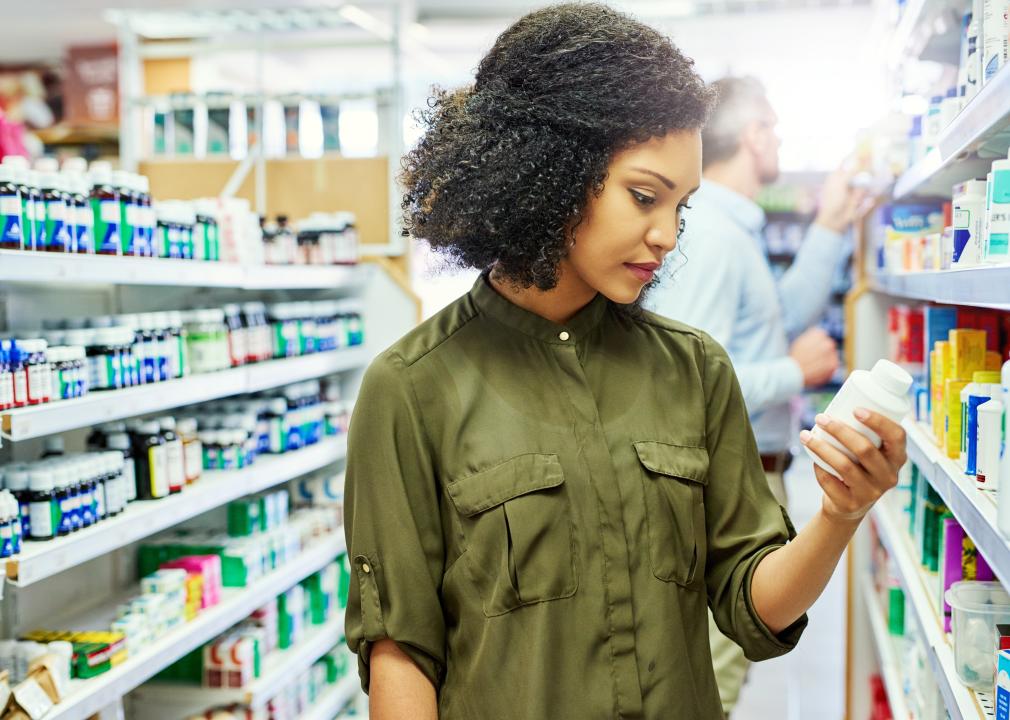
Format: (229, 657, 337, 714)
(872, 502, 985, 720)
(39, 532, 346, 720)
(135, 610, 346, 709)
(0, 348, 369, 441)
(0, 250, 367, 290)
(5, 435, 347, 586)
(860, 579, 912, 720)
(302, 674, 361, 720)
(871, 268, 1010, 310)
(903, 419, 1010, 592)
(894, 65, 1010, 200)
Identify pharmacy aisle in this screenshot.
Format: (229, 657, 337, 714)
(846, 0, 1010, 713)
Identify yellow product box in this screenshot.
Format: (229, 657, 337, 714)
(949, 329, 987, 381)
(932, 342, 949, 443)
(945, 379, 970, 459)
(987, 351, 1003, 371)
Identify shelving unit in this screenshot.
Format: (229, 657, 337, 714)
(860, 579, 911, 720)
(892, 65, 1010, 200)
(0, 348, 368, 441)
(0, 250, 369, 290)
(871, 268, 1010, 310)
(870, 501, 987, 720)
(6, 436, 347, 586)
(302, 674, 361, 720)
(134, 609, 347, 709)
(37, 533, 346, 720)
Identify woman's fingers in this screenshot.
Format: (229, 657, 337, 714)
(812, 414, 894, 494)
(852, 408, 908, 470)
(801, 428, 872, 493)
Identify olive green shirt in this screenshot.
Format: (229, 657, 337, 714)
(344, 274, 806, 720)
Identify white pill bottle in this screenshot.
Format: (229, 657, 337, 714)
(805, 359, 913, 477)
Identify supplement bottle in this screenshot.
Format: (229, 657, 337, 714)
(152, 313, 172, 382)
(159, 417, 186, 495)
(70, 174, 94, 254)
(28, 468, 56, 541)
(103, 452, 125, 516)
(62, 464, 83, 533)
(200, 431, 221, 471)
(987, 151, 1010, 263)
(952, 179, 987, 266)
(177, 418, 203, 485)
(0, 165, 23, 250)
(9, 342, 27, 409)
(224, 304, 246, 367)
(20, 340, 49, 405)
(6, 466, 31, 540)
(7, 494, 22, 556)
(27, 171, 46, 252)
(166, 311, 188, 379)
(89, 162, 121, 256)
(0, 495, 14, 559)
(133, 422, 169, 500)
(806, 359, 913, 478)
(135, 175, 154, 256)
(41, 436, 64, 459)
(0, 340, 13, 411)
(9, 164, 35, 251)
(107, 433, 138, 504)
(40, 172, 70, 253)
(113, 170, 136, 256)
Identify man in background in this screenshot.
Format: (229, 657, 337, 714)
(646, 77, 864, 716)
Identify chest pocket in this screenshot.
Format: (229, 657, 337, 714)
(635, 441, 709, 589)
(446, 453, 578, 617)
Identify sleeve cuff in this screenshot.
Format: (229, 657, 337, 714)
(774, 356, 805, 399)
(735, 544, 809, 661)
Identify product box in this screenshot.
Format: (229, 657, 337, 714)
(945, 379, 971, 458)
(996, 650, 1010, 720)
(924, 307, 959, 409)
(932, 341, 951, 442)
(950, 329, 987, 381)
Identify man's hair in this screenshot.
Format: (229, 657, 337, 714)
(700, 77, 771, 169)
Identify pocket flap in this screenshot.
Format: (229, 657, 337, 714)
(634, 441, 709, 485)
(447, 454, 565, 516)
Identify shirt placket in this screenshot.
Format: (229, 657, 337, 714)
(549, 328, 644, 720)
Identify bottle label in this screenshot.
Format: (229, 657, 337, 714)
(184, 440, 202, 482)
(76, 204, 94, 253)
(88, 354, 111, 390)
(46, 200, 71, 251)
(0, 525, 13, 559)
(19, 504, 29, 540)
(57, 495, 73, 534)
(123, 460, 137, 502)
(27, 363, 45, 403)
(32, 199, 47, 249)
(29, 501, 51, 538)
(151, 445, 169, 498)
(270, 418, 286, 453)
(0, 370, 11, 408)
(203, 445, 220, 471)
(13, 368, 28, 406)
(167, 441, 185, 491)
(93, 198, 121, 253)
(1, 194, 21, 247)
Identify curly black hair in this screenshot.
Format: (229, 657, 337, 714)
(401, 2, 715, 290)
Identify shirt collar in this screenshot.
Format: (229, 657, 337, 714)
(697, 179, 766, 235)
(470, 271, 609, 344)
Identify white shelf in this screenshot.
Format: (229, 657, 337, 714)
(0, 250, 367, 290)
(6, 436, 347, 586)
(873, 501, 989, 720)
(134, 610, 346, 709)
(860, 579, 912, 720)
(871, 267, 1010, 310)
(894, 65, 1010, 200)
(1, 348, 369, 441)
(39, 532, 347, 720)
(903, 419, 1010, 592)
(302, 675, 361, 720)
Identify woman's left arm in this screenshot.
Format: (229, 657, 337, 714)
(751, 408, 907, 634)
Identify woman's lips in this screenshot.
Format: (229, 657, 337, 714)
(624, 263, 659, 282)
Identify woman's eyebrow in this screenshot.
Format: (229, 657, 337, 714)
(630, 167, 674, 190)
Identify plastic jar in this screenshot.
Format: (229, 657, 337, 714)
(133, 421, 169, 500)
(27, 469, 55, 541)
(21, 339, 51, 405)
(107, 433, 138, 504)
(224, 304, 247, 368)
(946, 581, 1010, 689)
(805, 359, 912, 477)
(159, 417, 186, 495)
(89, 162, 121, 256)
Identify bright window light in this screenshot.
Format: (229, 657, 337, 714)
(298, 99, 324, 158)
(339, 99, 379, 157)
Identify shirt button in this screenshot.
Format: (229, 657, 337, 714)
(362, 563, 371, 574)
(559, 331, 570, 341)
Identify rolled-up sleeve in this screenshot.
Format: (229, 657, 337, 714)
(699, 332, 807, 661)
(344, 351, 446, 692)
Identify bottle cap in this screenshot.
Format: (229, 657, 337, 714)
(5, 468, 29, 492)
(28, 470, 53, 493)
(106, 433, 131, 452)
(972, 371, 1001, 384)
(159, 417, 177, 432)
(140, 421, 162, 435)
(870, 359, 913, 397)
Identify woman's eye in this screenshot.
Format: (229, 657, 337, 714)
(630, 189, 655, 206)
(678, 216, 687, 238)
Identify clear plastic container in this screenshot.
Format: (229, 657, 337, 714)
(946, 580, 1010, 689)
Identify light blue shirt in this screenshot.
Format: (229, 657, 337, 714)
(646, 180, 846, 453)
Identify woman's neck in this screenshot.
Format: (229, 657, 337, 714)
(488, 261, 598, 325)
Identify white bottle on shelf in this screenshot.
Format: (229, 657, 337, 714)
(986, 152, 1010, 263)
(953, 178, 988, 266)
(805, 360, 913, 478)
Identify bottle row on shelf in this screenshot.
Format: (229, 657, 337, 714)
(876, 151, 1010, 274)
(0, 155, 360, 266)
(0, 377, 351, 551)
(0, 300, 364, 411)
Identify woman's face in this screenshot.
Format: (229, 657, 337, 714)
(564, 130, 702, 305)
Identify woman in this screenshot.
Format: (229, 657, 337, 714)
(344, 5, 905, 719)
